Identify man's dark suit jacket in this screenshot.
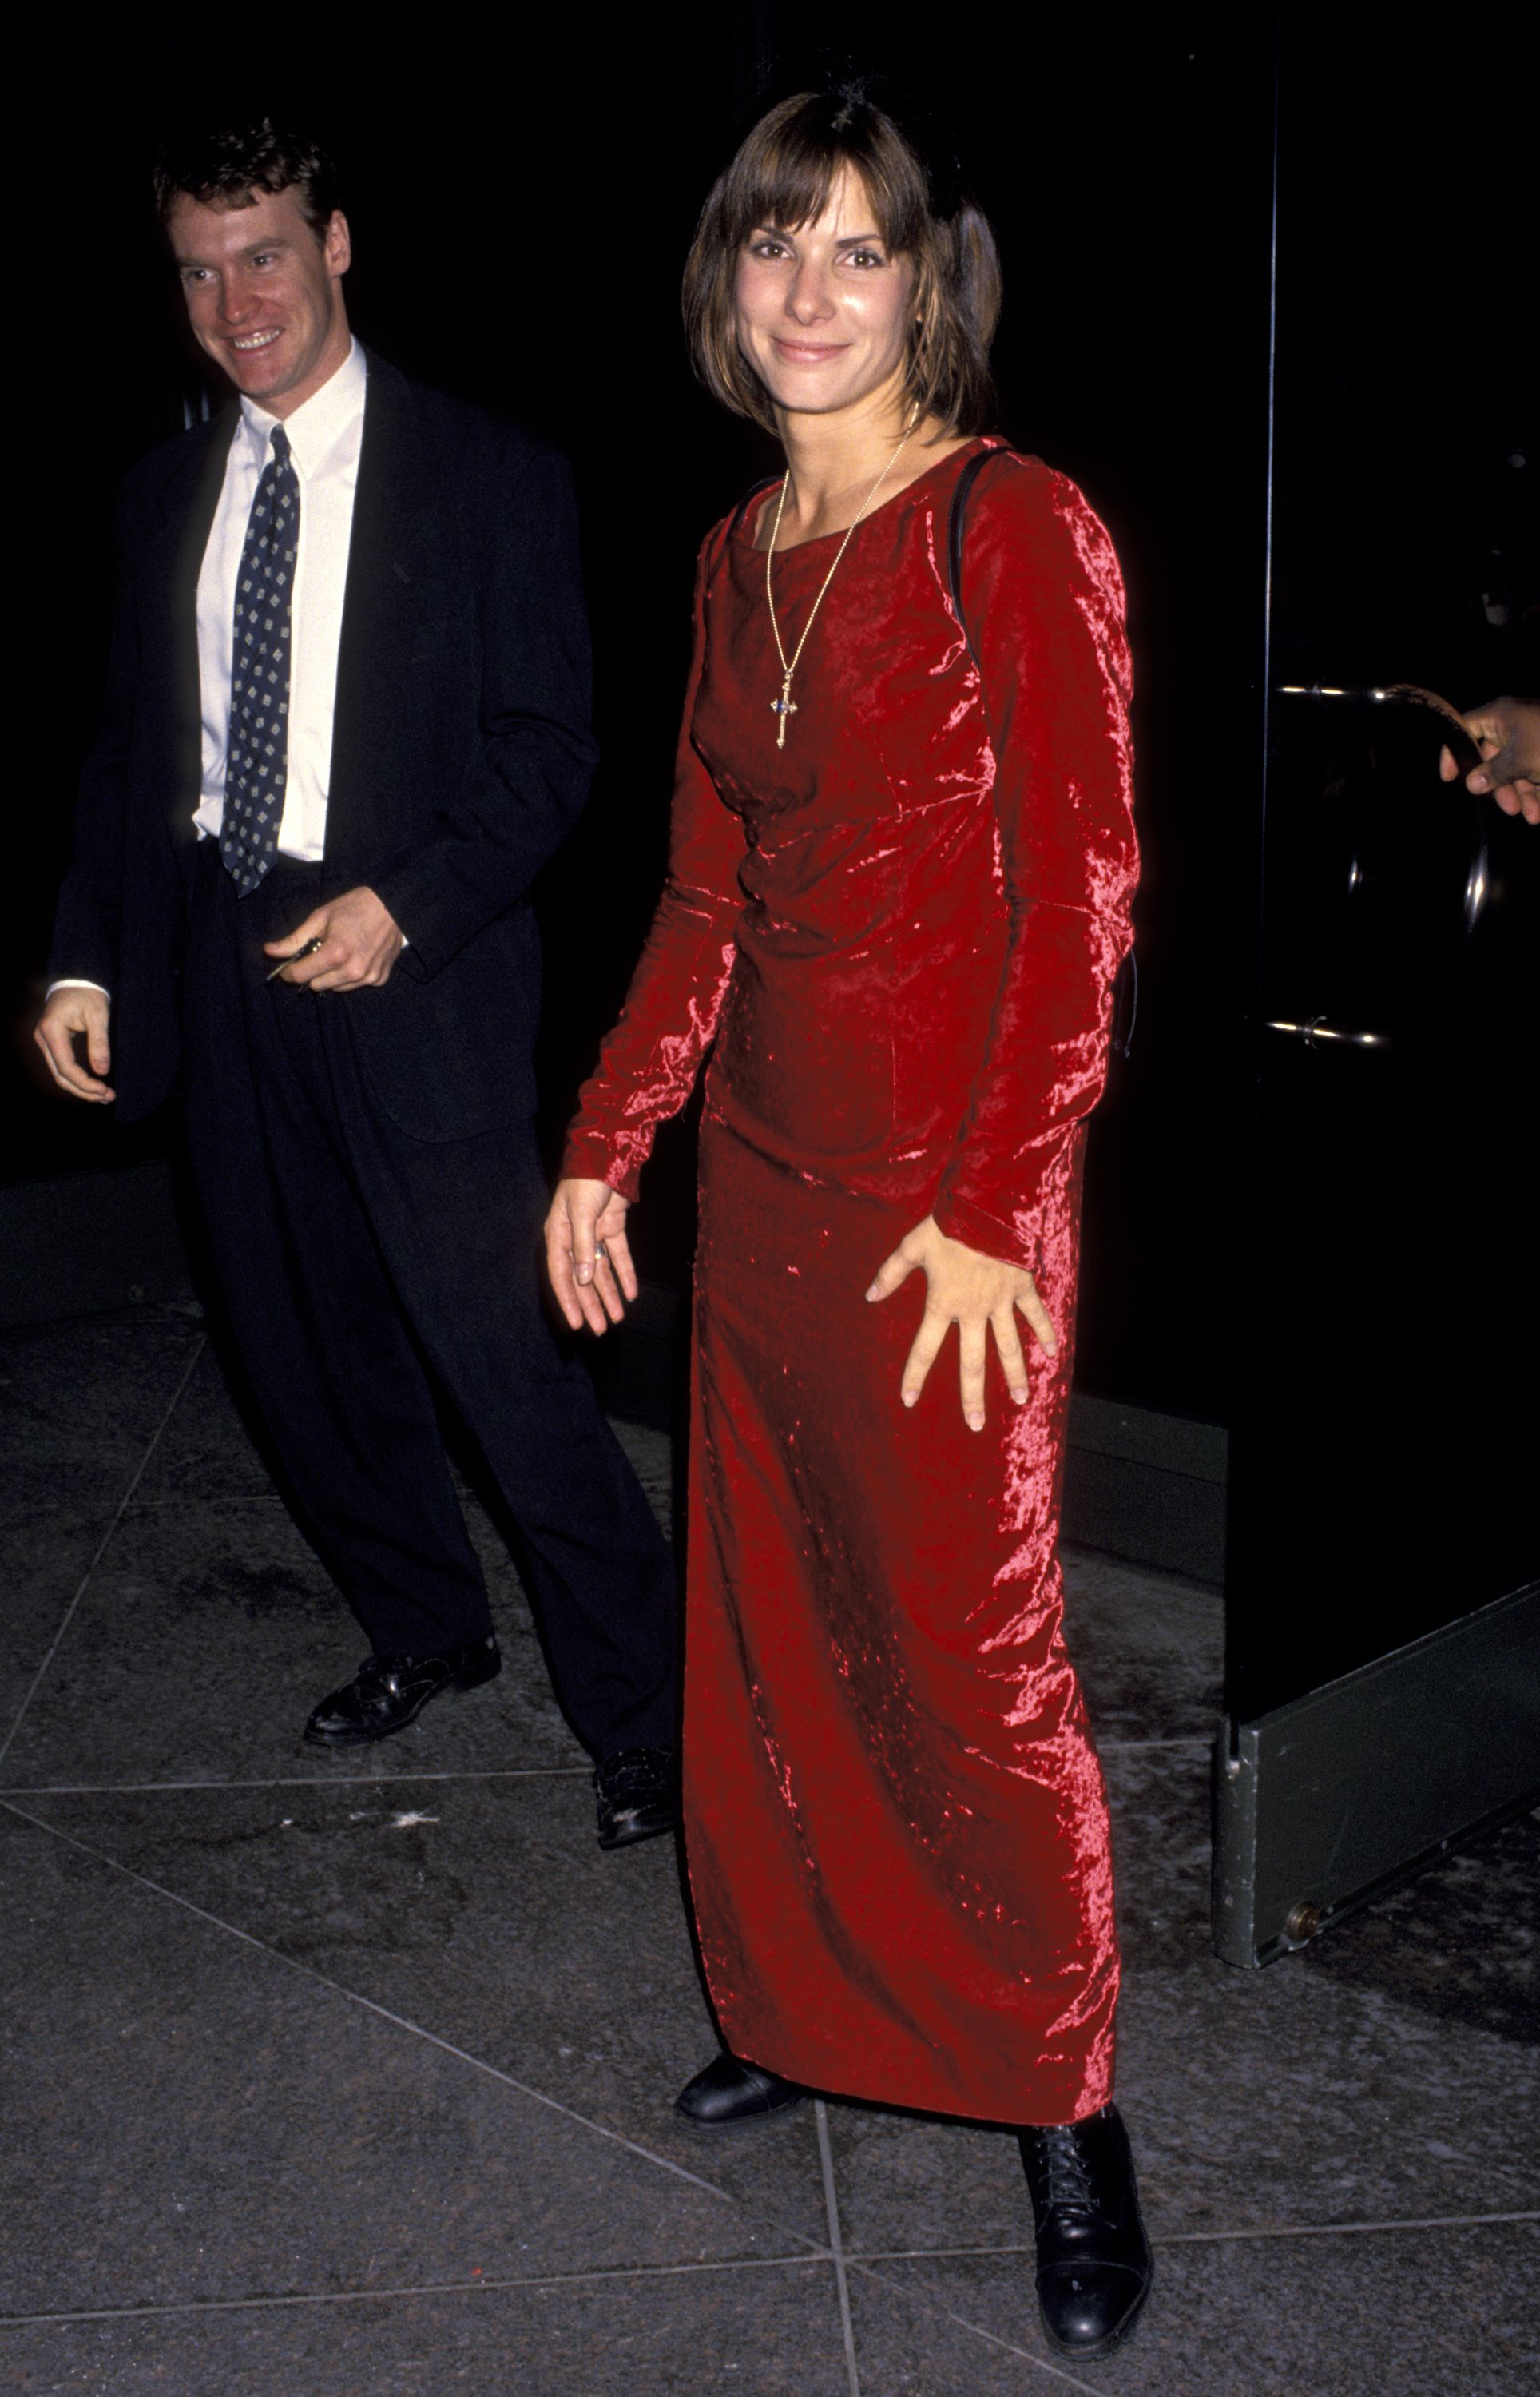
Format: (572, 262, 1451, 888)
(50, 351, 598, 1141)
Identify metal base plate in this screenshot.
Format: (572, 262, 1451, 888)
(1213, 1579, 1540, 1967)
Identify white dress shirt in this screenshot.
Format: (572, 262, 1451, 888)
(194, 337, 368, 857)
(52, 342, 369, 1002)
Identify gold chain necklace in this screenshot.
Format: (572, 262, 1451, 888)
(764, 418, 915, 748)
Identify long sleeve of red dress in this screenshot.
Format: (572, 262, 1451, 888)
(931, 455, 1136, 1271)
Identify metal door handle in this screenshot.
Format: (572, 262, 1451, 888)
(1264, 1017, 1389, 1049)
(1264, 685, 1490, 1054)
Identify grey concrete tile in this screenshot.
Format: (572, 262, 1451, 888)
(847, 2252, 1087, 2393)
(0, 1811, 784, 2325)
(0, 1313, 208, 1757)
(0, 1512, 101, 1739)
(851, 2224, 1540, 2397)
(0, 1310, 203, 1524)
(1102, 1743, 1213, 1974)
(1115, 1953, 1540, 2234)
(128, 1334, 276, 1505)
(1060, 1547, 1222, 1744)
(15, 1777, 832, 2247)
(1296, 1803, 1540, 2049)
(0, 1501, 584, 1791)
(0, 2264, 855, 2396)
(822, 2105, 1029, 2267)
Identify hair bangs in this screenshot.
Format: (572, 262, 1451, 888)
(724, 105, 927, 256)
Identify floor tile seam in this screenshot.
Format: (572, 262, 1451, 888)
(1154, 2208, 1540, 2245)
(117, 1486, 525, 1507)
(0, 1337, 208, 1771)
(813, 2100, 863, 2397)
(843, 2258, 1104, 2395)
(121, 1492, 292, 1512)
(0, 1767, 592, 1796)
(0, 2252, 835, 2331)
(846, 2207, 1540, 2264)
(117, 1490, 550, 1518)
(117, 1487, 629, 1516)
(0, 1795, 837, 2252)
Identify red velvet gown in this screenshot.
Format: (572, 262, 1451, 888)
(564, 439, 1137, 2125)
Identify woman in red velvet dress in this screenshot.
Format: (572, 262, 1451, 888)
(546, 90, 1151, 2357)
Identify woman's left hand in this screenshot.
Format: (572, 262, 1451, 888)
(865, 1215, 1058, 1430)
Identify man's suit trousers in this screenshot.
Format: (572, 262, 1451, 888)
(181, 847, 677, 1755)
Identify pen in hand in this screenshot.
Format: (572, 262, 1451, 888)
(266, 936, 325, 983)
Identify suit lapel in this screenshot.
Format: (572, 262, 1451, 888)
(327, 355, 437, 875)
(149, 410, 236, 847)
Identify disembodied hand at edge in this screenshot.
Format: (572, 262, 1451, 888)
(545, 1177, 639, 1336)
(1439, 696, 1539, 825)
(866, 1214, 1058, 1430)
(34, 984, 114, 1103)
(264, 885, 406, 990)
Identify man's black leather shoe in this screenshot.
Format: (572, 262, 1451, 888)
(303, 1635, 501, 1746)
(593, 1745, 680, 1850)
(1018, 2103, 1153, 2356)
(675, 2053, 804, 2127)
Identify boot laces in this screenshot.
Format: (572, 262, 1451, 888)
(1030, 2125, 1101, 2221)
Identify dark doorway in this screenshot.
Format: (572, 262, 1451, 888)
(1216, 17, 1538, 1964)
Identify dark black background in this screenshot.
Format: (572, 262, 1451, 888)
(1228, 26, 1536, 1715)
(9, 6, 1531, 1449)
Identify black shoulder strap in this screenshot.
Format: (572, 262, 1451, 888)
(947, 440, 1138, 1059)
(947, 443, 1010, 664)
(728, 475, 780, 542)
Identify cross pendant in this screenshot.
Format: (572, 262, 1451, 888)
(771, 678, 798, 749)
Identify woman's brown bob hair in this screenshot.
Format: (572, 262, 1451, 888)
(683, 89, 1002, 439)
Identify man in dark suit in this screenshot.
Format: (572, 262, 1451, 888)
(35, 119, 678, 1848)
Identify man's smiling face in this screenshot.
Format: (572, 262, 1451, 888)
(169, 183, 352, 416)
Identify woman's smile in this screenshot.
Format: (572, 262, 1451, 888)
(771, 336, 851, 364)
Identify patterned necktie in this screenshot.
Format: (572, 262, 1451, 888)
(221, 423, 299, 895)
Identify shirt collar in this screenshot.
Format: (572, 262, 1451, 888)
(238, 337, 367, 481)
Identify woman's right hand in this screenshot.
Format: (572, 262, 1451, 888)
(544, 1178, 637, 1334)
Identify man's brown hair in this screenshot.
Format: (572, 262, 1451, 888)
(153, 117, 342, 240)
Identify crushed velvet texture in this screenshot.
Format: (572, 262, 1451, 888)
(564, 442, 1137, 2123)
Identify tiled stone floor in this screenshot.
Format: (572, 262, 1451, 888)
(2, 1304, 1535, 2395)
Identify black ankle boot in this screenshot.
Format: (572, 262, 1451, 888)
(675, 2053, 804, 2127)
(1018, 2103, 1153, 2355)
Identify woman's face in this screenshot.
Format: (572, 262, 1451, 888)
(734, 168, 917, 423)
